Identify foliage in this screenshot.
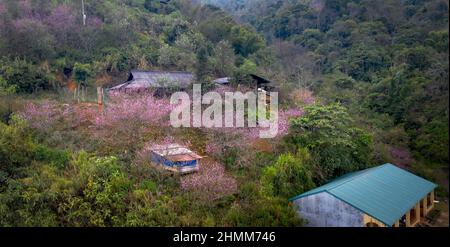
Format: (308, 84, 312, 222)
(0, 116, 303, 226)
(0, 58, 53, 93)
(180, 161, 237, 202)
(0, 0, 448, 226)
(0, 75, 15, 96)
(230, 25, 265, 57)
(0, 0, 264, 92)
(210, 40, 236, 77)
(222, 182, 303, 227)
(289, 104, 374, 181)
(231, 59, 257, 85)
(0, 75, 16, 122)
(73, 63, 92, 86)
(261, 150, 315, 199)
(366, 67, 449, 163)
(0, 115, 69, 179)
(0, 116, 36, 177)
(204, 0, 449, 169)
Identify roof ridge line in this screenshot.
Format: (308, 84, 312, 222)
(131, 70, 193, 74)
(116, 80, 133, 89)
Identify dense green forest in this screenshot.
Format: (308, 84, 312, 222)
(202, 0, 449, 166)
(0, 0, 448, 226)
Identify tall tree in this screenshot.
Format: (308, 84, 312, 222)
(211, 40, 236, 77)
(288, 104, 374, 181)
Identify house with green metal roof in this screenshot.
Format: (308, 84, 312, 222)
(289, 163, 438, 227)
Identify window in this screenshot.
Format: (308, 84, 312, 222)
(366, 222, 380, 227)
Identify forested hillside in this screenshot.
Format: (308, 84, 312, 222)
(0, 0, 448, 226)
(202, 0, 449, 168)
(0, 0, 271, 92)
(0, 0, 301, 227)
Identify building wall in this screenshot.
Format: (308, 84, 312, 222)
(363, 214, 387, 227)
(151, 153, 175, 167)
(175, 160, 198, 167)
(293, 192, 364, 227)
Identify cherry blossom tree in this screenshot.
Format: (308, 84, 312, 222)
(95, 92, 175, 127)
(46, 5, 77, 35)
(18, 0, 33, 19)
(21, 100, 61, 131)
(180, 161, 237, 202)
(0, 1, 6, 16)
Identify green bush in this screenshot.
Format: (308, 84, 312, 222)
(261, 150, 315, 199)
(0, 58, 53, 93)
(33, 145, 70, 169)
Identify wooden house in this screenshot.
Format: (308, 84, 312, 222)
(212, 74, 274, 105)
(250, 74, 273, 91)
(150, 144, 203, 174)
(250, 74, 274, 107)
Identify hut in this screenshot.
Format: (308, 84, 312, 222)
(290, 164, 438, 227)
(150, 144, 203, 174)
(110, 70, 194, 94)
(212, 74, 274, 105)
(250, 74, 273, 91)
(212, 74, 274, 90)
(250, 74, 274, 106)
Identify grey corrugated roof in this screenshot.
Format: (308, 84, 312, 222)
(111, 70, 194, 90)
(289, 164, 437, 226)
(213, 77, 230, 84)
(150, 144, 203, 160)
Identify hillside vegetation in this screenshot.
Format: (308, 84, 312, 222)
(0, 0, 448, 226)
(201, 0, 449, 167)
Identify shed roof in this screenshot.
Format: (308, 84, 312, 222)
(166, 153, 202, 162)
(213, 77, 230, 85)
(111, 70, 194, 90)
(150, 144, 202, 162)
(250, 74, 271, 85)
(289, 164, 437, 226)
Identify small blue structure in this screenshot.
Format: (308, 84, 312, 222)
(150, 144, 203, 174)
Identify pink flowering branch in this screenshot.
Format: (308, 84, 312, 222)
(95, 92, 175, 127)
(46, 5, 76, 32)
(21, 100, 61, 131)
(0, 1, 6, 16)
(180, 161, 237, 201)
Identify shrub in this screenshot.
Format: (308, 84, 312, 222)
(261, 150, 315, 199)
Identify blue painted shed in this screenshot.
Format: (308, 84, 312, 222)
(289, 164, 438, 227)
(150, 144, 203, 174)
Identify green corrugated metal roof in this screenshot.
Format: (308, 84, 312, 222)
(289, 164, 438, 226)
